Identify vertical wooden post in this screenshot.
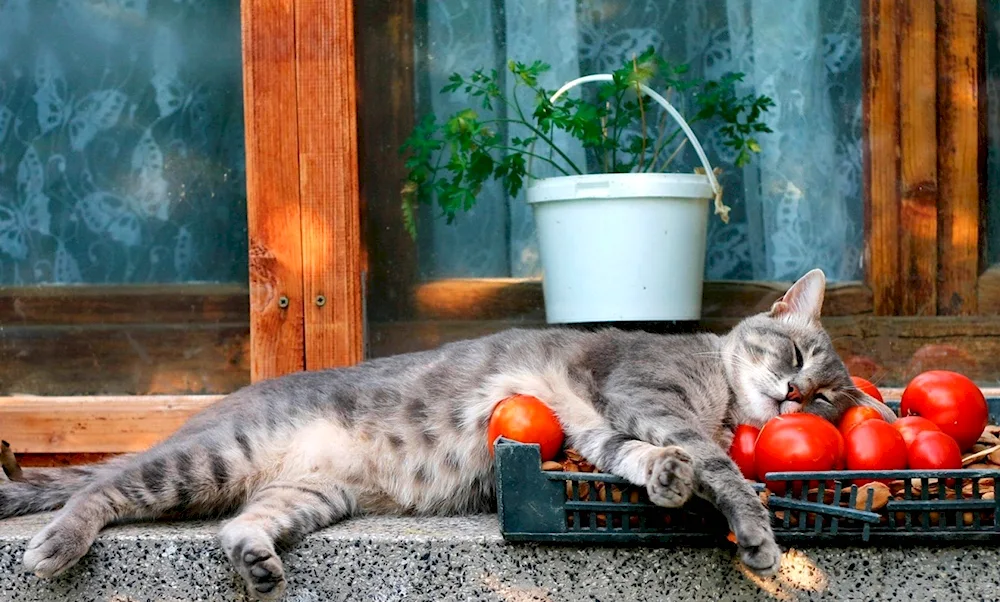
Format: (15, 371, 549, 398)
(241, 0, 307, 380)
(863, 0, 902, 316)
(936, 0, 982, 315)
(295, 0, 365, 369)
(899, 0, 939, 316)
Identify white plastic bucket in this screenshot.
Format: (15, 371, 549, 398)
(526, 74, 722, 323)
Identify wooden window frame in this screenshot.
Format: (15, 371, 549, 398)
(1, 0, 996, 461)
(0, 0, 365, 462)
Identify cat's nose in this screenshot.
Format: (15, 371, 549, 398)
(785, 383, 802, 402)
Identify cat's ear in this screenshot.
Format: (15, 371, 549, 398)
(770, 269, 826, 321)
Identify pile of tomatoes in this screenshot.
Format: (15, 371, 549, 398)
(730, 370, 989, 488)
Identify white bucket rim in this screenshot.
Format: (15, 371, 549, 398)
(526, 172, 714, 204)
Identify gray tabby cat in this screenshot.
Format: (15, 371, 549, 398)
(0, 269, 892, 600)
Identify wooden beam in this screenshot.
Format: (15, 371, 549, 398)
(0, 284, 248, 325)
(356, 0, 418, 323)
(863, 0, 903, 316)
(295, 0, 364, 369)
(936, 0, 982, 315)
(0, 396, 220, 454)
(0, 324, 249, 396)
(899, 0, 939, 316)
(411, 279, 873, 321)
(241, 0, 307, 380)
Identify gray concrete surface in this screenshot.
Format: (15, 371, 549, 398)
(0, 513, 996, 601)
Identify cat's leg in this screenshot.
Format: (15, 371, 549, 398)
(571, 425, 781, 576)
(218, 480, 356, 601)
(23, 442, 248, 578)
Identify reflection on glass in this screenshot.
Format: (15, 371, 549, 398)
(0, 1, 249, 395)
(0, 1, 246, 285)
(413, 0, 863, 282)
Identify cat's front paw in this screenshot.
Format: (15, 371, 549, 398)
(735, 525, 782, 576)
(645, 446, 694, 508)
(23, 518, 93, 578)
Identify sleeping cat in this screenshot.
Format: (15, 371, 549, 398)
(0, 268, 892, 600)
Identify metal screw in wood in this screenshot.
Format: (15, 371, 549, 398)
(315, 295, 326, 307)
(278, 296, 290, 309)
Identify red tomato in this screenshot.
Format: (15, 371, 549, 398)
(892, 416, 942, 448)
(838, 406, 884, 438)
(754, 414, 844, 492)
(845, 420, 908, 475)
(907, 431, 963, 470)
(487, 394, 564, 461)
(851, 376, 884, 403)
(900, 370, 988, 452)
(728, 425, 760, 481)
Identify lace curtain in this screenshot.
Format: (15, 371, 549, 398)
(0, 0, 247, 285)
(416, 0, 864, 282)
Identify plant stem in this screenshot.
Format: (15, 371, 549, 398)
(492, 146, 572, 176)
(647, 106, 669, 171)
(633, 56, 647, 172)
(455, 80, 585, 175)
(508, 81, 585, 175)
(647, 127, 683, 172)
(659, 137, 688, 172)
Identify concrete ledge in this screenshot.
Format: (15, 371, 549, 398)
(0, 513, 998, 601)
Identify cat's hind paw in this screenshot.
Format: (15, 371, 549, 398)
(645, 445, 694, 508)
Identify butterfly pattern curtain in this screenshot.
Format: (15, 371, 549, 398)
(416, 0, 865, 282)
(0, 0, 246, 285)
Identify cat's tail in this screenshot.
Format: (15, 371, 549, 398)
(0, 455, 128, 519)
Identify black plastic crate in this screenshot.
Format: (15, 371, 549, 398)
(495, 398, 1000, 544)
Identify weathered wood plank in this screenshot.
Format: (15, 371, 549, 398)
(0, 396, 220, 454)
(863, 0, 903, 316)
(412, 279, 873, 321)
(295, 0, 365, 369)
(356, 0, 418, 323)
(936, 0, 982, 315)
(0, 285, 248, 326)
(0, 324, 249, 396)
(899, 0, 938, 316)
(241, 0, 306, 380)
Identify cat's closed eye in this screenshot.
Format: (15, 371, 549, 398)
(792, 343, 803, 368)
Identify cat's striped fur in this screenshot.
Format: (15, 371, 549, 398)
(0, 269, 893, 600)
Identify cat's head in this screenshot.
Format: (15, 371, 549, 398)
(722, 269, 895, 427)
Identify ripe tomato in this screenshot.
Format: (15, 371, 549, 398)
(838, 406, 884, 438)
(754, 414, 844, 492)
(728, 425, 760, 481)
(851, 376, 884, 402)
(845, 420, 908, 474)
(900, 370, 988, 452)
(487, 394, 564, 461)
(907, 431, 962, 470)
(892, 416, 941, 448)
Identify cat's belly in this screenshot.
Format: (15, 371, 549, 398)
(371, 434, 497, 515)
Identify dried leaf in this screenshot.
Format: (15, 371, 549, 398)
(0, 440, 23, 481)
(541, 461, 562, 471)
(963, 444, 1000, 466)
(989, 448, 1000, 466)
(855, 482, 891, 511)
(979, 432, 1000, 446)
(967, 463, 993, 470)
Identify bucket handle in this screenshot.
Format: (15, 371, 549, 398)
(544, 74, 729, 223)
